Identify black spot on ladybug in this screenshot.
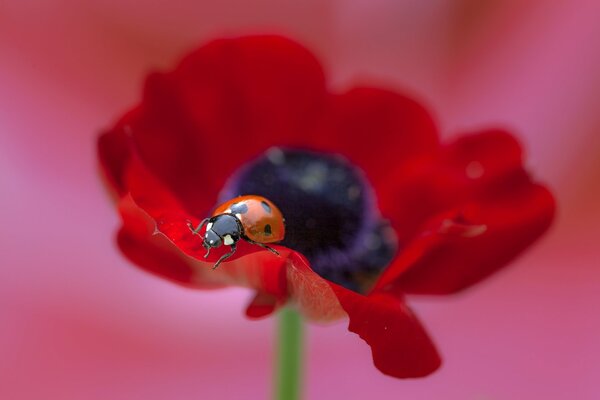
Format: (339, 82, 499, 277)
(261, 201, 272, 213)
(264, 224, 272, 235)
(230, 202, 248, 214)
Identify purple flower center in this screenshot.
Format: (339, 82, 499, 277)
(220, 148, 397, 293)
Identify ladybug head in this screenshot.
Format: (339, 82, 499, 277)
(203, 214, 242, 250)
(203, 228, 222, 249)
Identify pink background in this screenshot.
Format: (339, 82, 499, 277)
(1, 1, 599, 399)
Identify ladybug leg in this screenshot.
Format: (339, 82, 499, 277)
(262, 245, 280, 256)
(245, 239, 280, 256)
(213, 244, 237, 270)
(188, 218, 209, 235)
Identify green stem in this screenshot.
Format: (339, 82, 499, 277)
(274, 307, 304, 400)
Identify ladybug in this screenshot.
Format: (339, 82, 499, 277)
(188, 195, 285, 269)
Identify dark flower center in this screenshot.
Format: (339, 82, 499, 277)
(220, 148, 397, 293)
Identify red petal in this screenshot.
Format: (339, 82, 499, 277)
(375, 131, 555, 294)
(331, 287, 441, 378)
(245, 291, 279, 320)
(124, 35, 328, 215)
(283, 252, 347, 322)
(174, 35, 327, 150)
(117, 194, 222, 288)
(379, 130, 526, 242)
(130, 72, 214, 216)
(312, 87, 439, 189)
(281, 254, 441, 377)
(377, 178, 555, 295)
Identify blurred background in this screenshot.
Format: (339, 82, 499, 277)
(1, 1, 599, 399)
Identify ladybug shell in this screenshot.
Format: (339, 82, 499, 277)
(213, 195, 285, 244)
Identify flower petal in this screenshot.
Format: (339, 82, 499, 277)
(281, 254, 441, 377)
(379, 129, 526, 243)
(312, 87, 439, 189)
(174, 35, 327, 150)
(283, 252, 347, 322)
(245, 291, 280, 320)
(117, 194, 223, 288)
(121, 35, 328, 215)
(376, 176, 555, 295)
(331, 288, 441, 378)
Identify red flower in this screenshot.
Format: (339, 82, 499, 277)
(98, 35, 555, 378)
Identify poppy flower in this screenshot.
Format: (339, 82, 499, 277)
(97, 35, 555, 379)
